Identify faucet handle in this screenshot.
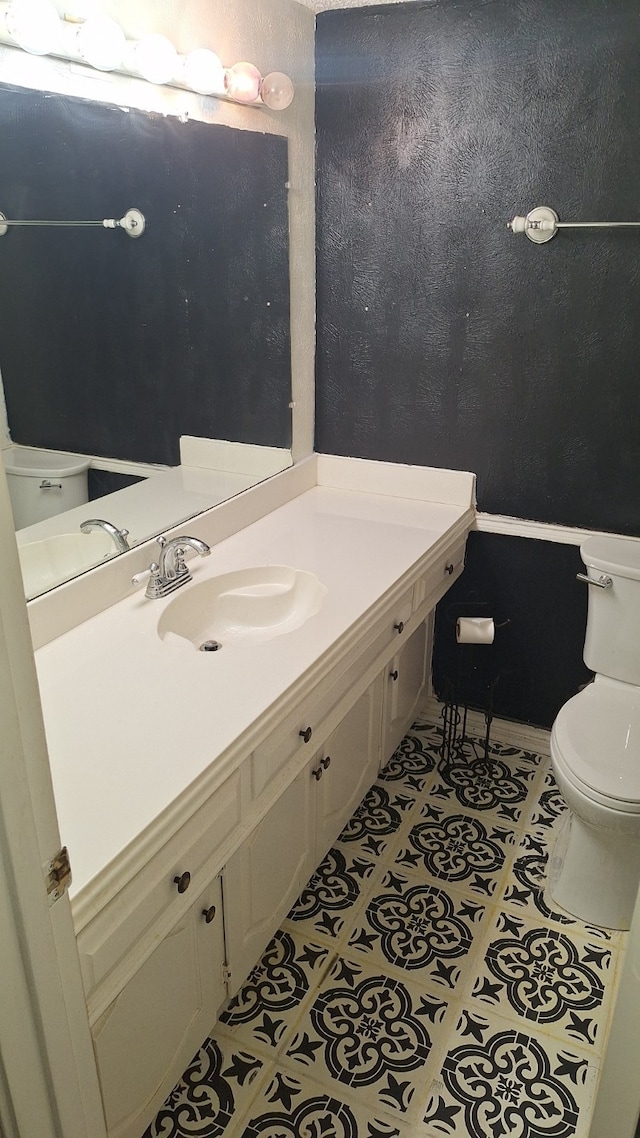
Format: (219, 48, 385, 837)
(131, 562, 163, 599)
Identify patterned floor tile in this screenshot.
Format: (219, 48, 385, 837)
(336, 782, 421, 859)
(528, 767, 568, 831)
(284, 845, 378, 943)
(378, 730, 440, 797)
(394, 800, 517, 900)
(238, 1067, 421, 1137)
(143, 1035, 269, 1138)
(145, 714, 623, 1138)
(422, 1006, 599, 1138)
(346, 866, 489, 992)
(469, 909, 616, 1053)
(425, 748, 540, 828)
(500, 825, 619, 943)
(283, 955, 449, 1120)
(218, 929, 332, 1056)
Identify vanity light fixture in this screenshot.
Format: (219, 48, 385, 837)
(225, 60, 262, 104)
(74, 14, 126, 72)
(4, 0, 61, 56)
(181, 48, 225, 96)
(0, 2, 295, 109)
(260, 71, 295, 111)
(127, 33, 179, 86)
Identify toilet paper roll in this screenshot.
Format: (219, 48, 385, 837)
(456, 617, 495, 645)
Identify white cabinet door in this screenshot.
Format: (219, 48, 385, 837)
(223, 765, 316, 997)
(315, 675, 382, 860)
(225, 676, 383, 997)
(382, 620, 428, 764)
(92, 877, 226, 1138)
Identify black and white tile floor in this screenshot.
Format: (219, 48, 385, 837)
(144, 716, 626, 1138)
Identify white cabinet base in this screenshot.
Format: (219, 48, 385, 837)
(92, 878, 225, 1138)
(223, 767, 316, 997)
(382, 621, 429, 764)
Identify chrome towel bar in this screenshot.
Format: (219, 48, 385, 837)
(507, 205, 640, 243)
(0, 207, 145, 238)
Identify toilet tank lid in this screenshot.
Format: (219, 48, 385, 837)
(581, 535, 640, 582)
(2, 447, 90, 478)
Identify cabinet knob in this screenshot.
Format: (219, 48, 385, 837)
(173, 871, 191, 894)
(312, 765, 324, 781)
(299, 726, 313, 743)
(389, 670, 399, 681)
(321, 755, 331, 770)
(444, 563, 454, 575)
(394, 621, 404, 634)
(202, 905, 217, 923)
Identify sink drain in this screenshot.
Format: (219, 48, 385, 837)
(199, 640, 222, 652)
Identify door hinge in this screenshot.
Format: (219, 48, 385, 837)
(222, 964, 232, 986)
(45, 846, 72, 905)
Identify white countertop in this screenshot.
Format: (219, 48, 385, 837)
(35, 482, 472, 900)
(16, 465, 259, 552)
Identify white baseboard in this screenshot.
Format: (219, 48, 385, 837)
(421, 694, 550, 756)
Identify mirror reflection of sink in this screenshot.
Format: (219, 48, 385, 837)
(18, 531, 117, 595)
(158, 566, 327, 650)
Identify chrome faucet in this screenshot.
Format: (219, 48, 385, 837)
(80, 518, 130, 553)
(137, 534, 211, 599)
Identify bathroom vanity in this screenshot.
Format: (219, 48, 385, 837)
(32, 456, 474, 1138)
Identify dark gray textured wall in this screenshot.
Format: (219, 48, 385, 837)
(0, 85, 292, 467)
(316, 0, 640, 533)
(315, 0, 640, 727)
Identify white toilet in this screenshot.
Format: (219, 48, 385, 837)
(3, 446, 90, 529)
(548, 534, 640, 930)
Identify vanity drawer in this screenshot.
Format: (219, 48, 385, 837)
(413, 540, 466, 613)
(251, 673, 344, 800)
(250, 586, 414, 799)
(77, 768, 243, 1008)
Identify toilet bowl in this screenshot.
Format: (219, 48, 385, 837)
(548, 535, 640, 930)
(548, 677, 640, 929)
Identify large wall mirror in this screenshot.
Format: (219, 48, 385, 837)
(0, 82, 292, 599)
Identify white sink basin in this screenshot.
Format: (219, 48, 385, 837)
(158, 565, 326, 650)
(18, 531, 117, 595)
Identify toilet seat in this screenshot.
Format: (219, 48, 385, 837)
(552, 682, 640, 811)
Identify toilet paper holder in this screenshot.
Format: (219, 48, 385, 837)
(439, 602, 509, 765)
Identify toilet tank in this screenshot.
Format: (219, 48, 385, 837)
(2, 446, 90, 529)
(581, 535, 640, 684)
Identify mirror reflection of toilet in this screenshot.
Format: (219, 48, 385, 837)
(547, 535, 640, 930)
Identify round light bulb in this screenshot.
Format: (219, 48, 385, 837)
(131, 33, 178, 85)
(183, 48, 225, 95)
(260, 72, 295, 111)
(225, 61, 262, 104)
(76, 15, 126, 72)
(5, 0, 61, 55)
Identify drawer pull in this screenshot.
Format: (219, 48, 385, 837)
(312, 765, 324, 781)
(389, 669, 399, 682)
(321, 755, 331, 770)
(202, 905, 217, 923)
(173, 871, 191, 894)
(394, 621, 404, 634)
(444, 563, 455, 575)
(299, 726, 313, 743)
